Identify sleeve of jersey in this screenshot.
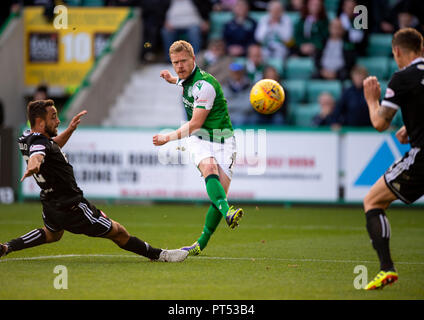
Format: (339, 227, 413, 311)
(193, 81, 216, 111)
(381, 73, 403, 110)
(28, 135, 50, 158)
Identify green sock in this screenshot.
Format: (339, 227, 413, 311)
(205, 174, 230, 217)
(197, 205, 222, 250)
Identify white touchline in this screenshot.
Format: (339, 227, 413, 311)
(1, 254, 423, 265)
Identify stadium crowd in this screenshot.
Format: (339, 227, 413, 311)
(2, 0, 423, 128)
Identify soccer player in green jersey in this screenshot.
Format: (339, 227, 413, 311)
(153, 40, 244, 256)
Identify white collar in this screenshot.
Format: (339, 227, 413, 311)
(409, 57, 424, 66)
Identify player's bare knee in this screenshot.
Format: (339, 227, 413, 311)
(44, 227, 63, 243)
(203, 165, 219, 177)
(108, 221, 130, 245)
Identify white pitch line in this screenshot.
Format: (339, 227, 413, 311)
(1, 254, 423, 265)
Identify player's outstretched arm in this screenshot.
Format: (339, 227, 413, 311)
(160, 70, 177, 84)
(21, 153, 44, 181)
(363, 76, 396, 132)
(153, 108, 209, 146)
(53, 110, 87, 148)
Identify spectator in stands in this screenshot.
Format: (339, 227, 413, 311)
(337, 0, 368, 55)
(223, 0, 257, 57)
(248, 0, 272, 11)
(287, 0, 303, 12)
(293, 0, 329, 57)
(33, 84, 49, 101)
(254, 0, 294, 62)
(396, 9, 424, 37)
(212, 0, 237, 11)
(311, 92, 336, 127)
(196, 39, 232, 84)
(161, 0, 211, 59)
(222, 62, 253, 126)
(138, 0, 169, 63)
(313, 18, 356, 81)
(331, 65, 372, 127)
(380, 0, 424, 35)
(251, 65, 286, 125)
(245, 43, 265, 84)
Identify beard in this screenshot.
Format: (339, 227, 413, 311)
(45, 126, 58, 137)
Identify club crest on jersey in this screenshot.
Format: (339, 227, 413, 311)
(385, 88, 395, 99)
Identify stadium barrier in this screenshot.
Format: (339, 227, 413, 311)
(18, 127, 423, 205)
(0, 12, 26, 129)
(0, 128, 16, 204)
(62, 8, 141, 125)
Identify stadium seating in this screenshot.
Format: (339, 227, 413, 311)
(305, 80, 342, 103)
(357, 57, 390, 80)
(366, 33, 393, 57)
(288, 103, 321, 127)
(388, 59, 398, 76)
(324, 0, 341, 14)
(379, 80, 388, 99)
(209, 11, 232, 40)
(283, 79, 306, 103)
(65, 0, 105, 5)
(267, 57, 284, 77)
(284, 57, 315, 79)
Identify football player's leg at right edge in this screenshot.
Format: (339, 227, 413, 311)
(181, 157, 244, 256)
(363, 177, 398, 290)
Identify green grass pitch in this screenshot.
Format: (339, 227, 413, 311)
(0, 203, 423, 300)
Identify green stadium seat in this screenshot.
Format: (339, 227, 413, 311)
(324, 0, 340, 13)
(66, 0, 105, 5)
(83, 0, 105, 5)
(249, 11, 267, 22)
(266, 58, 284, 76)
(357, 57, 390, 80)
(388, 59, 398, 76)
(289, 103, 321, 127)
(379, 80, 388, 99)
(366, 34, 393, 57)
(286, 11, 300, 26)
(282, 80, 306, 103)
(305, 80, 342, 103)
(209, 11, 233, 40)
(284, 57, 315, 79)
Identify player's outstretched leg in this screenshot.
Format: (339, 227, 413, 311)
(204, 174, 243, 229)
(0, 227, 63, 258)
(181, 204, 222, 256)
(105, 220, 188, 262)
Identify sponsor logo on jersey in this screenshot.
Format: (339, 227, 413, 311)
(30, 144, 46, 152)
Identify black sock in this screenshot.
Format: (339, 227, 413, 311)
(365, 209, 394, 271)
(120, 236, 162, 260)
(6, 228, 47, 254)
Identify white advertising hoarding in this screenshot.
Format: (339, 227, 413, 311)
(21, 128, 339, 202)
(343, 131, 423, 203)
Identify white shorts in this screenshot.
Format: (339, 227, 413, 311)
(185, 135, 237, 179)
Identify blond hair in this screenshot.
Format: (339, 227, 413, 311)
(169, 40, 195, 58)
